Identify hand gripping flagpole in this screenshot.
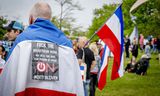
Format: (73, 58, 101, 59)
(84, 3, 123, 48)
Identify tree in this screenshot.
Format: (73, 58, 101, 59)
(122, 0, 136, 36)
(87, 0, 160, 41)
(132, 0, 160, 37)
(0, 16, 7, 40)
(51, 15, 85, 37)
(54, 0, 82, 31)
(87, 4, 117, 41)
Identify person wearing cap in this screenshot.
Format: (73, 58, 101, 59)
(4, 21, 24, 41)
(3, 21, 24, 60)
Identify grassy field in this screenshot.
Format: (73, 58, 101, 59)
(95, 53, 160, 96)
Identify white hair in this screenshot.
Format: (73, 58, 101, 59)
(30, 1, 52, 20)
(78, 36, 88, 48)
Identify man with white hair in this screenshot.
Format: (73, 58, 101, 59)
(0, 2, 84, 96)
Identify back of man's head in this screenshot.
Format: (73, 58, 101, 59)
(30, 1, 52, 20)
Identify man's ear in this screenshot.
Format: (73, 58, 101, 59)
(29, 15, 34, 25)
(14, 30, 20, 35)
(15, 30, 20, 35)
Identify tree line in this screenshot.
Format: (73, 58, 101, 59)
(0, 0, 160, 40)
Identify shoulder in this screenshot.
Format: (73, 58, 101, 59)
(84, 47, 92, 53)
(60, 36, 72, 48)
(84, 48, 94, 56)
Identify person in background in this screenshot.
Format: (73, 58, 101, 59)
(157, 36, 160, 53)
(77, 36, 96, 96)
(0, 45, 6, 74)
(96, 41, 104, 58)
(3, 21, 24, 41)
(153, 38, 158, 53)
(136, 54, 151, 75)
(151, 38, 156, 53)
(125, 35, 130, 58)
(131, 39, 138, 60)
(156, 36, 160, 63)
(143, 38, 148, 50)
(139, 34, 144, 51)
(72, 39, 78, 54)
(125, 57, 137, 73)
(89, 42, 101, 96)
(3, 21, 24, 58)
(145, 42, 151, 57)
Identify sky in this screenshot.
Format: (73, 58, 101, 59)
(0, 0, 122, 30)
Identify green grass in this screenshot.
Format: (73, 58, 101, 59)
(95, 53, 160, 96)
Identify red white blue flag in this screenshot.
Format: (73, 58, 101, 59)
(97, 5, 124, 90)
(98, 45, 109, 90)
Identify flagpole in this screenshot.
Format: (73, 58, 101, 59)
(84, 3, 123, 47)
(84, 32, 97, 47)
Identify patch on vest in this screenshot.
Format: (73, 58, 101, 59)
(32, 42, 59, 81)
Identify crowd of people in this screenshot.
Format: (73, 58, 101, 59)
(124, 34, 160, 76)
(73, 36, 103, 96)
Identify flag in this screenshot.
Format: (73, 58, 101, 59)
(0, 18, 84, 96)
(98, 45, 109, 90)
(96, 5, 124, 81)
(130, 0, 148, 13)
(129, 25, 138, 43)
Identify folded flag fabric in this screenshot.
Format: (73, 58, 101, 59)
(98, 45, 109, 90)
(130, 0, 148, 13)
